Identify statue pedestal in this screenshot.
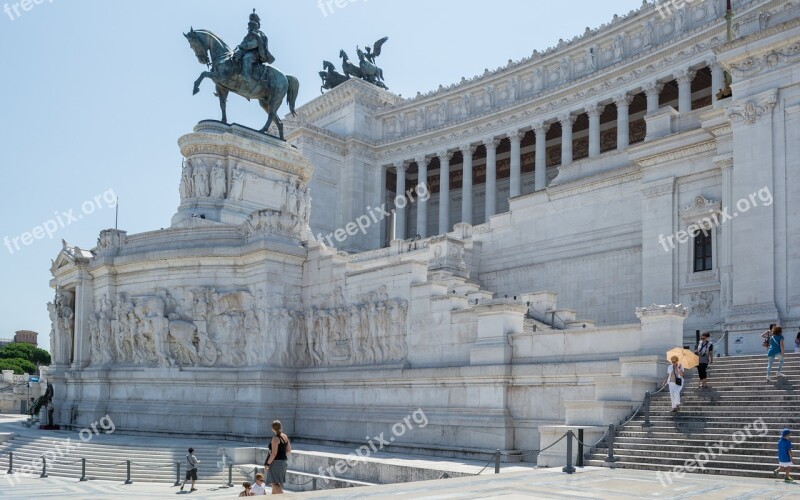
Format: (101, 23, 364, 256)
(172, 121, 314, 228)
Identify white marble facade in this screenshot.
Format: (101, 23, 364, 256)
(48, 0, 800, 462)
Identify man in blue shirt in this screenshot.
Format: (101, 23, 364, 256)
(774, 429, 793, 482)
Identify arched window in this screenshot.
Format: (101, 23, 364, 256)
(693, 229, 712, 272)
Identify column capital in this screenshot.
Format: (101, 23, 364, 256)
(532, 121, 551, 135)
(585, 104, 606, 118)
(507, 130, 525, 143)
(437, 150, 454, 162)
(415, 156, 430, 167)
(395, 161, 409, 172)
(614, 93, 634, 107)
(558, 113, 577, 126)
(675, 68, 697, 85)
(460, 144, 478, 156)
(484, 137, 502, 150)
(643, 81, 664, 97)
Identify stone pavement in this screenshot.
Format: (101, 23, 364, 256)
(2, 466, 797, 499)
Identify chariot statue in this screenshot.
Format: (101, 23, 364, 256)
(320, 37, 389, 92)
(184, 10, 299, 140)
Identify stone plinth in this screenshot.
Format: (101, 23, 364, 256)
(635, 304, 687, 355)
(172, 121, 314, 227)
(470, 300, 527, 366)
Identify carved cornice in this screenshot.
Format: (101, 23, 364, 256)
(635, 140, 717, 168)
(641, 177, 675, 198)
(680, 195, 722, 222)
(725, 89, 778, 125)
(726, 34, 800, 78)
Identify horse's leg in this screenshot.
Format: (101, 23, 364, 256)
(258, 98, 273, 134)
(193, 71, 213, 95)
(215, 84, 229, 123)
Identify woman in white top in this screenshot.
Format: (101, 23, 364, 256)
(664, 356, 685, 412)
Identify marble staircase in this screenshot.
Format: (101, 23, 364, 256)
(586, 354, 800, 478)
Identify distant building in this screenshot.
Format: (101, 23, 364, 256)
(2, 331, 39, 347)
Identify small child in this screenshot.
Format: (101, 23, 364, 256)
(238, 481, 253, 496)
(774, 429, 794, 482)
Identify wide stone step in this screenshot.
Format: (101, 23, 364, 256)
(592, 447, 780, 464)
(583, 459, 775, 478)
(607, 439, 780, 451)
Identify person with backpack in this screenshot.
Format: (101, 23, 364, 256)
(695, 332, 714, 388)
(767, 326, 786, 382)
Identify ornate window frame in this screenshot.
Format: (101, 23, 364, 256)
(680, 195, 721, 286)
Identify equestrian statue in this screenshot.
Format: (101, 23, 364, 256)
(185, 10, 299, 140)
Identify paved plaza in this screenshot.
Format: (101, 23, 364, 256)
(2, 465, 797, 499)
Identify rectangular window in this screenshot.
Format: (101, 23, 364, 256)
(693, 229, 713, 272)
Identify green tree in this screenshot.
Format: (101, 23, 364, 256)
(0, 357, 37, 374)
(0, 343, 50, 365)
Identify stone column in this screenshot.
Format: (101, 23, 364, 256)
(586, 104, 605, 157)
(72, 279, 94, 369)
(717, 157, 734, 319)
(461, 145, 476, 224)
(615, 94, 634, 150)
(508, 131, 523, 198)
(644, 81, 663, 115)
(533, 122, 550, 191)
(438, 151, 453, 234)
(559, 113, 577, 166)
(711, 62, 725, 104)
(395, 162, 408, 240)
(416, 156, 429, 238)
(484, 137, 500, 220)
(676, 69, 697, 114)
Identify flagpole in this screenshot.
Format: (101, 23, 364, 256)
(115, 196, 119, 230)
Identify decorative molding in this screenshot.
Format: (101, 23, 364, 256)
(641, 177, 675, 198)
(725, 89, 778, 125)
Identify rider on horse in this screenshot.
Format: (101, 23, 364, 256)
(233, 9, 275, 82)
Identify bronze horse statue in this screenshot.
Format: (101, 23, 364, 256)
(185, 28, 299, 140)
(319, 60, 350, 93)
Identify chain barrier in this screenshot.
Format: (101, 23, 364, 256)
(287, 474, 317, 486)
(473, 455, 496, 475)
(573, 428, 610, 449)
(129, 461, 174, 469)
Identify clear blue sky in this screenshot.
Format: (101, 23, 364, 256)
(0, 0, 643, 349)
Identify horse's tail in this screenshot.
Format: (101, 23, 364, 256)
(287, 75, 300, 117)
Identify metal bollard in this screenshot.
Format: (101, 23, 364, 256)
(312, 477, 317, 491)
(80, 457, 87, 481)
(174, 461, 182, 486)
(125, 460, 133, 484)
(253, 466, 258, 481)
(577, 429, 584, 467)
(227, 463, 233, 487)
(7, 452, 13, 474)
(40, 455, 48, 478)
(562, 430, 575, 474)
(604, 424, 619, 465)
(642, 392, 653, 428)
(494, 449, 501, 474)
